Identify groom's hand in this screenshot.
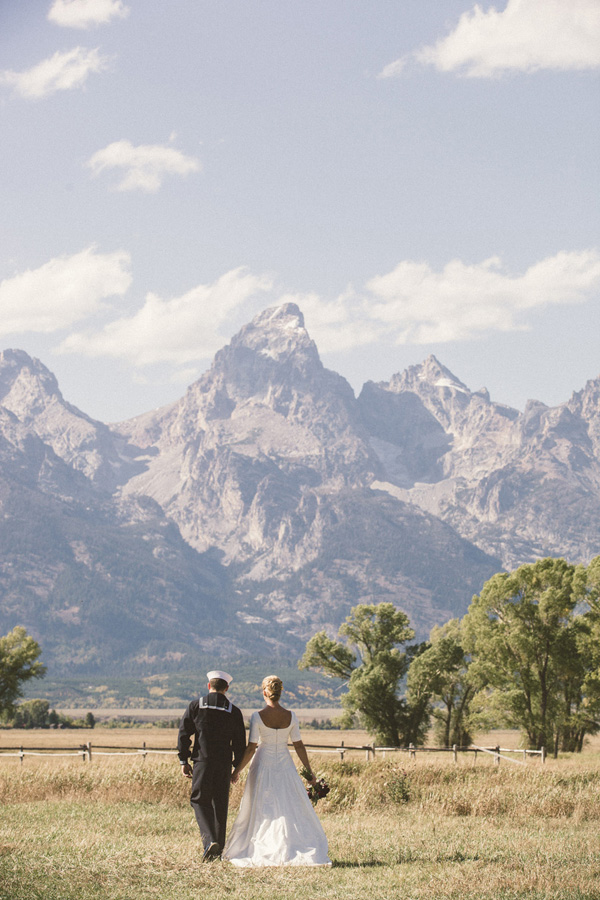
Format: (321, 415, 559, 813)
(180, 763, 192, 778)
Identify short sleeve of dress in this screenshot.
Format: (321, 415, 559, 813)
(248, 711, 260, 744)
(289, 710, 301, 743)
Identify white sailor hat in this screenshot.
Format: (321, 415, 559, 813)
(207, 669, 233, 684)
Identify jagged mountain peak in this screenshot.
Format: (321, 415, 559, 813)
(569, 373, 600, 409)
(1, 347, 47, 371)
(0, 349, 129, 489)
(0, 348, 62, 410)
(0, 347, 105, 429)
(566, 373, 600, 457)
(388, 354, 470, 396)
(181, 302, 344, 417)
(242, 301, 307, 336)
(225, 302, 318, 367)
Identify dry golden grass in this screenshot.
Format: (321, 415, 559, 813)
(2, 728, 600, 898)
(4, 724, 600, 750)
(1, 788, 599, 900)
(0, 724, 371, 750)
(0, 726, 176, 750)
(2, 746, 600, 814)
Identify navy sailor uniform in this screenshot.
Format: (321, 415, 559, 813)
(178, 692, 246, 851)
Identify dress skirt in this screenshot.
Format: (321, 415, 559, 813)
(223, 712, 331, 867)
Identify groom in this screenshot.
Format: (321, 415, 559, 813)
(178, 669, 246, 861)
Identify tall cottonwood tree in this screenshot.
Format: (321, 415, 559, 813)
(558, 556, 600, 752)
(463, 557, 596, 751)
(407, 618, 476, 748)
(299, 603, 428, 746)
(0, 627, 46, 717)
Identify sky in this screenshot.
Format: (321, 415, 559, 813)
(1, 0, 599, 423)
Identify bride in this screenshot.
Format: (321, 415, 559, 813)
(223, 675, 331, 867)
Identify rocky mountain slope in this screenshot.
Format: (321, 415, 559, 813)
(109, 305, 500, 642)
(0, 352, 242, 674)
(2, 304, 599, 679)
(359, 355, 600, 568)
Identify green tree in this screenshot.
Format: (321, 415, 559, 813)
(12, 698, 50, 729)
(463, 558, 586, 751)
(0, 627, 46, 717)
(407, 618, 476, 748)
(554, 556, 600, 752)
(551, 614, 600, 752)
(299, 603, 428, 746)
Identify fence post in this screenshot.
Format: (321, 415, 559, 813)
(19, 746, 24, 767)
(494, 745, 500, 766)
(523, 749, 527, 763)
(142, 741, 147, 764)
(81, 744, 87, 763)
(339, 740, 345, 762)
(409, 743, 415, 760)
(453, 744, 457, 764)
(87, 742, 92, 763)
(541, 746, 546, 764)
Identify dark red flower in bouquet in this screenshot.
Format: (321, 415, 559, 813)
(307, 778, 330, 804)
(299, 767, 330, 804)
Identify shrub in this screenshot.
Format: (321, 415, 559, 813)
(385, 768, 411, 804)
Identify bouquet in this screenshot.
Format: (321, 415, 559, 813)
(300, 767, 330, 804)
(307, 778, 330, 804)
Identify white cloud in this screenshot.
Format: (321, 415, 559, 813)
(86, 140, 201, 192)
(365, 251, 600, 344)
(52, 251, 600, 369)
(58, 268, 273, 365)
(48, 0, 129, 29)
(380, 0, 600, 78)
(1, 47, 107, 99)
(0, 247, 131, 336)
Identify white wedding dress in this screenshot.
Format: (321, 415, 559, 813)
(223, 710, 331, 867)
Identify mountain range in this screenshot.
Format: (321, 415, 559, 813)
(2, 303, 600, 692)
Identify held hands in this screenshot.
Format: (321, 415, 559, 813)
(230, 767, 241, 785)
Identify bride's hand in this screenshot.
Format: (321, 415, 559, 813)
(231, 769, 240, 784)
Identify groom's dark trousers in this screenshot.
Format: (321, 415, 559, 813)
(178, 692, 246, 851)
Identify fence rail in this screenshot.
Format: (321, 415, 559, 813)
(0, 740, 546, 765)
(0, 742, 176, 764)
(300, 740, 546, 764)
(370, 743, 546, 765)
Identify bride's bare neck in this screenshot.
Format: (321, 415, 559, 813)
(260, 697, 292, 727)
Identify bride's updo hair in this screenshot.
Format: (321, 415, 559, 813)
(262, 675, 283, 701)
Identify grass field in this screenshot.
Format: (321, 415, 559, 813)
(1, 729, 600, 900)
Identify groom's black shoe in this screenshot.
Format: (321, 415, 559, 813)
(202, 842, 221, 862)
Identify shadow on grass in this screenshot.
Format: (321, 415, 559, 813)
(332, 860, 387, 868)
(333, 851, 482, 868)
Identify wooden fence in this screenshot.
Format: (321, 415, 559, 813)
(0, 741, 546, 765)
(305, 741, 546, 765)
(0, 742, 174, 764)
